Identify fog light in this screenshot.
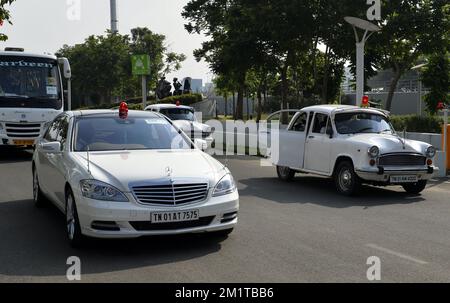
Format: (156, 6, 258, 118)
(369, 159, 376, 166)
(427, 159, 433, 166)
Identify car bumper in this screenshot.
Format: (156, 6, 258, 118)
(356, 166, 438, 183)
(74, 190, 239, 239)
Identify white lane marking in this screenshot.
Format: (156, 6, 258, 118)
(366, 244, 428, 265)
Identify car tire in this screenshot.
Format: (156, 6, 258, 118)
(402, 180, 427, 195)
(334, 161, 361, 196)
(66, 189, 86, 248)
(276, 166, 295, 181)
(32, 168, 47, 208)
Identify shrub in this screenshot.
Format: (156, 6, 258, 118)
(390, 115, 443, 134)
(157, 93, 203, 106)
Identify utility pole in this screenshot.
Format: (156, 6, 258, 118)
(110, 0, 118, 33)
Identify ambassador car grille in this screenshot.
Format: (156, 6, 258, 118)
(378, 154, 426, 166)
(132, 183, 209, 206)
(5, 123, 41, 138)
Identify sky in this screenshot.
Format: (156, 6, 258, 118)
(0, 0, 212, 83)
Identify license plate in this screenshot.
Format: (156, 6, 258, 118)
(390, 175, 418, 183)
(151, 210, 200, 223)
(13, 140, 35, 146)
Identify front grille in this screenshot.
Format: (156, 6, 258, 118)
(130, 216, 215, 231)
(5, 123, 41, 138)
(132, 182, 209, 206)
(379, 154, 426, 166)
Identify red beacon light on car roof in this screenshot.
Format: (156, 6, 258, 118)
(361, 95, 370, 108)
(119, 102, 128, 119)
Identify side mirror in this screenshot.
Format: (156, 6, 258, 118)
(58, 57, 72, 79)
(194, 139, 208, 151)
(41, 142, 61, 153)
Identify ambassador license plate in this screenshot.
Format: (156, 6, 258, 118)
(390, 175, 418, 183)
(151, 210, 200, 223)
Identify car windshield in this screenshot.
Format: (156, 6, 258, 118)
(159, 108, 195, 121)
(334, 112, 394, 135)
(74, 116, 192, 152)
(0, 56, 62, 109)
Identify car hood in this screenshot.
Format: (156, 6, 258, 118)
(344, 133, 430, 155)
(74, 149, 226, 192)
(173, 120, 211, 133)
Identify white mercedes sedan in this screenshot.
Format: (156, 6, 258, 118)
(32, 107, 239, 247)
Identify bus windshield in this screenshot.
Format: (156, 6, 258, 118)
(0, 56, 62, 109)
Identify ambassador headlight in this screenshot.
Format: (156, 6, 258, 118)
(80, 180, 128, 202)
(213, 174, 236, 197)
(426, 146, 436, 158)
(368, 146, 380, 158)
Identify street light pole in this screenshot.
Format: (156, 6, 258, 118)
(345, 17, 381, 107)
(110, 0, 118, 33)
(356, 41, 365, 107)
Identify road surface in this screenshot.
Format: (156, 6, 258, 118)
(1, 147, 450, 282)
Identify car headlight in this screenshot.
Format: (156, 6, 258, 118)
(80, 180, 128, 202)
(368, 146, 380, 158)
(213, 174, 236, 197)
(426, 146, 436, 158)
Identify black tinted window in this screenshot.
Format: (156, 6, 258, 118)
(44, 117, 62, 142)
(312, 113, 329, 134)
(290, 112, 307, 132)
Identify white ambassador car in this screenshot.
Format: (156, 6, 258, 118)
(145, 104, 214, 148)
(32, 108, 238, 247)
(268, 105, 438, 196)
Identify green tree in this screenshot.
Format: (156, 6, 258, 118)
(57, 28, 186, 107)
(0, 0, 15, 41)
(422, 52, 450, 113)
(371, 0, 448, 111)
(183, 0, 264, 119)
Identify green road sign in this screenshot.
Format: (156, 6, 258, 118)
(131, 55, 151, 75)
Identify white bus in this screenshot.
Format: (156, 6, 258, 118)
(0, 48, 71, 147)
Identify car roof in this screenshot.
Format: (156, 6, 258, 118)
(302, 104, 389, 116)
(146, 104, 193, 110)
(67, 109, 163, 118)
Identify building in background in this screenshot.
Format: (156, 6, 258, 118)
(341, 69, 429, 115)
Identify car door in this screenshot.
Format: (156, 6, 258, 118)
(260, 110, 301, 157)
(37, 115, 69, 207)
(48, 115, 71, 207)
(304, 113, 333, 174)
(37, 116, 63, 198)
(276, 112, 309, 169)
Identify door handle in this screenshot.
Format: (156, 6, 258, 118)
(308, 136, 315, 139)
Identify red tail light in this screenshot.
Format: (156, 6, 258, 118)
(119, 102, 128, 119)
